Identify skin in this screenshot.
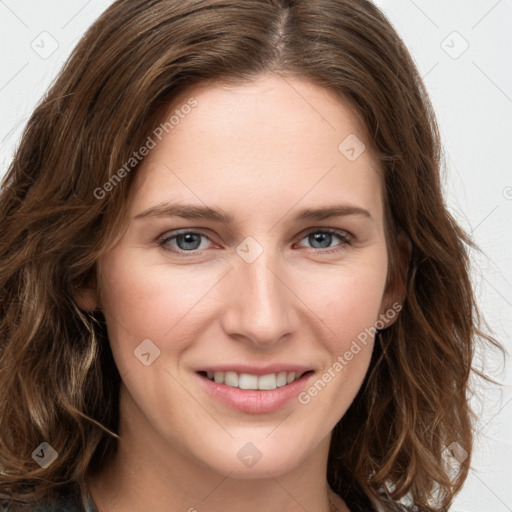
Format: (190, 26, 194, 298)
(82, 72, 402, 512)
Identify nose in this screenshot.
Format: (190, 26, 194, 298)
(219, 241, 299, 348)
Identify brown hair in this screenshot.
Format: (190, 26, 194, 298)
(0, 1, 502, 510)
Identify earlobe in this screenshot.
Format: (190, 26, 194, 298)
(379, 231, 411, 328)
(74, 269, 103, 312)
(75, 287, 102, 313)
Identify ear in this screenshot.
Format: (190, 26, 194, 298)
(74, 273, 102, 312)
(75, 288, 101, 313)
(378, 231, 411, 329)
(75, 287, 102, 312)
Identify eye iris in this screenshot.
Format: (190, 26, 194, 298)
(310, 232, 332, 249)
(170, 231, 339, 252)
(176, 233, 202, 250)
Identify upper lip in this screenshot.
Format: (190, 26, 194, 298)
(196, 364, 314, 376)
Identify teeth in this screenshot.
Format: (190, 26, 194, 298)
(276, 371, 287, 387)
(258, 373, 276, 390)
(208, 371, 305, 390)
(224, 371, 239, 387)
(238, 373, 258, 389)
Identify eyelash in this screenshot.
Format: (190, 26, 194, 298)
(158, 228, 353, 256)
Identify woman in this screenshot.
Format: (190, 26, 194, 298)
(0, 1, 501, 511)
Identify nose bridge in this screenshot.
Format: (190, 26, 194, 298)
(221, 236, 295, 346)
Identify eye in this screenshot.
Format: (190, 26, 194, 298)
(159, 230, 214, 254)
(158, 228, 352, 256)
(296, 228, 352, 253)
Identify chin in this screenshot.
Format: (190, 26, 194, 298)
(194, 438, 310, 479)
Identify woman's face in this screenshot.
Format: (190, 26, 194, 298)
(93, 73, 397, 478)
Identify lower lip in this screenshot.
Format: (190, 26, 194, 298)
(196, 372, 315, 414)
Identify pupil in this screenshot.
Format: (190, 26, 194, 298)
(311, 232, 331, 249)
(178, 233, 201, 250)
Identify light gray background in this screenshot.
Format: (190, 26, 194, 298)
(0, 1, 511, 510)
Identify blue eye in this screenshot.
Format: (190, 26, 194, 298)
(158, 228, 352, 256)
(297, 229, 352, 252)
(160, 231, 212, 253)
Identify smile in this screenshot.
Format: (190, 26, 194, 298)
(198, 370, 311, 390)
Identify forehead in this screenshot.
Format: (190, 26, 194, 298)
(163, 73, 372, 154)
(129, 73, 383, 223)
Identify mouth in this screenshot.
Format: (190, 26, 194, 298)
(196, 367, 316, 413)
(197, 369, 315, 391)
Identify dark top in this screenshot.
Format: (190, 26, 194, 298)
(1, 487, 378, 512)
(0, 490, 97, 512)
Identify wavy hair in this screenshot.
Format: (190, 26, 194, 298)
(0, 0, 502, 510)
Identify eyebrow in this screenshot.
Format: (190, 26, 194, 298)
(134, 202, 372, 223)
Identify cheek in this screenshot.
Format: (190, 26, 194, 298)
(98, 249, 226, 369)
(295, 265, 386, 417)
(100, 249, 206, 330)
(295, 254, 388, 347)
